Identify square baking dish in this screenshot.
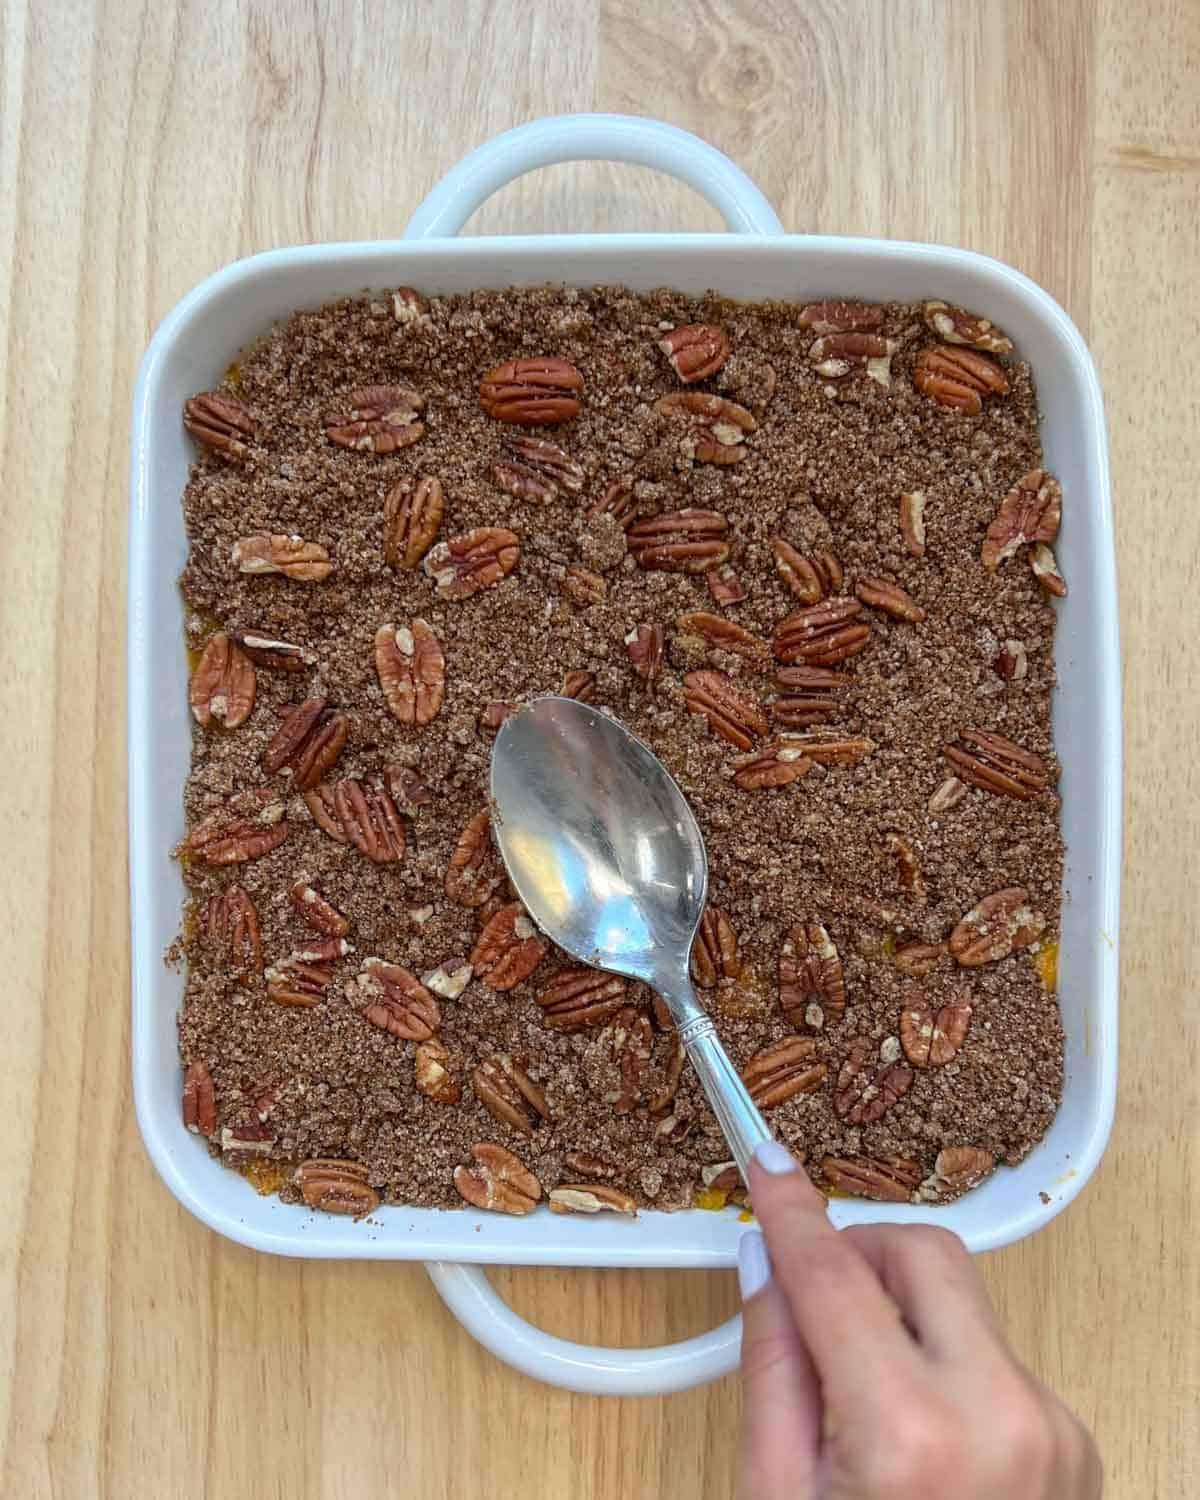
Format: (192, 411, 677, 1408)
(129, 115, 1120, 1393)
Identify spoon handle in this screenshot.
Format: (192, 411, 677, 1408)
(675, 1012, 774, 1184)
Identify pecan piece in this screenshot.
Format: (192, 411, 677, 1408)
(683, 670, 767, 751)
(356, 959, 441, 1040)
(549, 1185, 638, 1216)
(690, 905, 742, 988)
(563, 1151, 620, 1180)
(414, 1038, 460, 1104)
(732, 741, 814, 790)
(294, 1159, 379, 1217)
(234, 632, 315, 672)
(323, 384, 425, 453)
(982, 468, 1062, 570)
(203, 884, 262, 974)
(742, 1037, 827, 1109)
(770, 540, 843, 604)
(1030, 543, 1067, 597)
(822, 1154, 921, 1203)
(657, 323, 730, 383)
(561, 669, 597, 703)
(900, 994, 973, 1067)
(772, 730, 873, 766)
(654, 392, 757, 464)
(383, 475, 444, 570)
(454, 1143, 542, 1215)
(473, 1054, 553, 1135)
(624, 623, 665, 684)
(923, 301, 1013, 356)
(423, 527, 520, 600)
(798, 301, 884, 334)
(232, 533, 333, 582)
(536, 968, 627, 1030)
(648, 1040, 685, 1116)
(492, 434, 584, 502)
(445, 809, 503, 908)
(597, 1006, 655, 1113)
(471, 903, 546, 991)
(914, 345, 1009, 414)
(185, 804, 290, 866)
(479, 700, 517, 737)
(183, 1060, 217, 1136)
(266, 938, 351, 1007)
(918, 1145, 996, 1202)
(560, 566, 607, 606)
(943, 728, 1053, 799)
(479, 356, 582, 425)
(392, 286, 430, 324)
(289, 879, 350, 937)
(589, 475, 638, 529)
(183, 391, 259, 462)
(855, 576, 926, 623)
(834, 1037, 913, 1124)
(899, 491, 927, 557)
(386, 763, 433, 815)
(928, 776, 968, 814)
(772, 665, 851, 728)
(773, 598, 872, 667)
(375, 619, 446, 726)
(950, 888, 1046, 966)
(628, 509, 730, 573)
(705, 564, 747, 605)
(189, 632, 257, 729)
(261, 698, 348, 790)
(334, 777, 407, 864)
(422, 958, 473, 1000)
(994, 639, 1029, 682)
(893, 941, 949, 978)
(887, 833, 926, 904)
(780, 922, 845, 1030)
(677, 611, 764, 661)
(809, 332, 896, 386)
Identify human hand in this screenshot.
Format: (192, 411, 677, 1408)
(737, 1142, 1102, 1499)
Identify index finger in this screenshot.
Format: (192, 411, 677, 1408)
(749, 1143, 926, 1411)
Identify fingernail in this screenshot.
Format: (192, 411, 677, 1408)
(738, 1230, 771, 1301)
(755, 1140, 799, 1175)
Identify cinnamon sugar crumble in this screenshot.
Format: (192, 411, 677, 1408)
(176, 285, 1064, 1213)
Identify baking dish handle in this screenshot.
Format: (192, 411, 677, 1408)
(404, 113, 783, 239)
(426, 1260, 741, 1395)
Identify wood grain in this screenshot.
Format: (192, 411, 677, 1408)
(1, 2, 1196, 1496)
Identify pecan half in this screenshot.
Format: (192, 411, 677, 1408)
(928, 776, 968, 814)
(982, 468, 1062, 570)
(324, 384, 425, 453)
(648, 1040, 685, 1117)
(289, 879, 350, 937)
(203, 884, 262, 974)
(893, 941, 949, 978)
(384, 475, 444, 569)
(799, 301, 884, 334)
(294, 1158, 379, 1217)
(375, 620, 446, 726)
(918, 1145, 996, 1202)
(809, 332, 896, 386)
(731, 741, 814, 790)
(564, 1151, 621, 1180)
(561, 669, 597, 703)
(770, 540, 843, 604)
(780, 922, 845, 1030)
(232, 533, 333, 582)
(914, 345, 1009, 414)
(445, 809, 504, 908)
(262, 698, 348, 790)
(772, 665, 851, 728)
(628, 509, 730, 573)
(415, 1037, 460, 1104)
(771, 730, 873, 766)
(900, 993, 973, 1067)
(549, 1185, 638, 1216)
(1030, 543, 1067, 597)
(822, 1154, 921, 1203)
(624, 623, 665, 684)
(189, 632, 256, 728)
(943, 728, 1053, 799)
(334, 777, 407, 864)
(183, 1060, 217, 1136)
(899, 491, 927, 557)
(561, 566, 607, 606)
(834, 1037, 913, 1124)
(473, 1054, 553, 1135)
(356, 959, 441, 1040)
(589, 475, 638, 529)
(690, 906, 742, 988)
(658, 323, 730, 383)
(185, 801, 290, 865)
(705, 564, 746, 605)
(773, 598, 872, 667)
(183, 391, 259, 462)
(536, 967, 627, 1029)
(887, 833, 926, 904)
(597, 1006, 655, 1113)
(654, 392, 757, 464)
(234, 632, 315, 672)
(683, 670, 768, 750)
(479, 356, 583, 425)
(855, 576, 926, 623)
(923, 301, 1013, 356)
(742, 1037, 827, 1108)
(423, 527, 520, 600)
(454, 1143, 542, 1215)
(266, 938, 351, 1006)
(950, 888, 1046, 966)
(471, 903, 546, 991)
(493, 434, 584, 502)
(677, 611, 765, 661)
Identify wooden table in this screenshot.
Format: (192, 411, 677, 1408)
(2, 3, 1196, 1495)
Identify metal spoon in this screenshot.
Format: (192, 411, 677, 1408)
(490, 696, 773, 1183)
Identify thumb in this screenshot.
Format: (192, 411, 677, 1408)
(737, 1230, 821, 1500)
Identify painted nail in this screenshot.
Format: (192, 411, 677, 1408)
(738, 1229, 771, 1301)
(755, 1139, 799, 1175)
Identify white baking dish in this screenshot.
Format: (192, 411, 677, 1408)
(129, 114, 1120, 1395)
